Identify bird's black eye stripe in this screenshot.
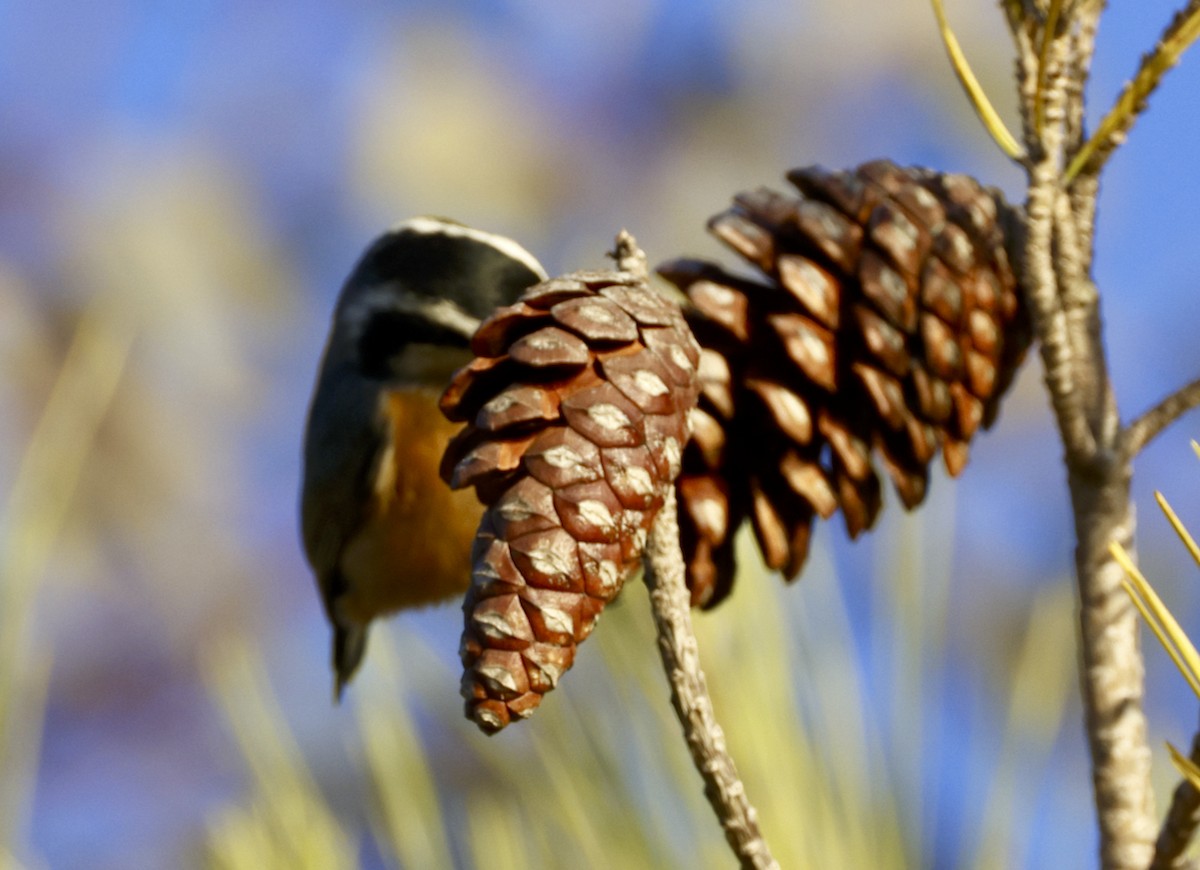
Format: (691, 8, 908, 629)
(357, 310, 469, 378)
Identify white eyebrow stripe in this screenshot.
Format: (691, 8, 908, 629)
(390, 217, 549, 282)
(344, 286, 482, 340)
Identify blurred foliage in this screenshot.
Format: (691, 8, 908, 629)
(202, 641, 355, 870)
(198, 530, 1079, 869)
(0, 285, 135, 868)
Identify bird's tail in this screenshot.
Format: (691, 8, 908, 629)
(332, 622, 369, 703)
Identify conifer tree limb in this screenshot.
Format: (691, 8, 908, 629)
(1005, 5, 1159, 865)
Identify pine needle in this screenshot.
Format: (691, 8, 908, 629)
(1168, 741, 1200, 790)
(929, 0, 1025, 160)
(1156, 491, 1200, 569)
(1112, 542, 1200, 699)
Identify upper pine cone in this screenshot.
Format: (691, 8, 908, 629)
(659, 160, 1031, 608)
(440, 235, 701, 734)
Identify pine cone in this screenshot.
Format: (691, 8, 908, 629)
(440, 241, 700, 734)
(659, 159, 1031, 608)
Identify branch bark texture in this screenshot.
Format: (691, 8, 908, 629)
(642, 489, 779, 870)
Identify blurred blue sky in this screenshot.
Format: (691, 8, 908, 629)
(4, 1, 1200, 867)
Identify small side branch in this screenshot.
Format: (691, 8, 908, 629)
(642, 489, 779, 870)
(1065, 0, 1200, 182)
(1153, 723, 1200, 868)
(1123, 377, 1200, 459)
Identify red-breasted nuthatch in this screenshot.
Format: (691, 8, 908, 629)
(300, 217, 546, 698)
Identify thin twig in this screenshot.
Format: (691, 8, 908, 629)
(1065, 0, 1200, 182)
(1154, 725, 1200, 870)
(929, 0, 1026, 160)
(616, 228, 775, 866)
(1123, 378, 1200, 460)
(1009, 13, 1040, 143)
(642, 489, 778, 870)
(1065, 4, 1105, 146)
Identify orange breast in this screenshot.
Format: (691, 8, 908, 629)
(337, 388, 483, 624)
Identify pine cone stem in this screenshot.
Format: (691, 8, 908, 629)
(642, 488, 779, 870)
(612, 229, 649, 279)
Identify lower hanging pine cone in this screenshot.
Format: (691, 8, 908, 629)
(440, 234, 700, 733)
(659, 159, 1032, 608)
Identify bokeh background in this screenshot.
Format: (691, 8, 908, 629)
(3, 2, 1200, 868)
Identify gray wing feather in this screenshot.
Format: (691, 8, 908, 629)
(300, 355, 386, 610)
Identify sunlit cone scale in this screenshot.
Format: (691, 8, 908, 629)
(659, 159, 1032, 608)
(440, 260, 701, 733)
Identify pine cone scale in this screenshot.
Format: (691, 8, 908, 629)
(855, 306, 909, 376)
(745, 379, 813, 443)
(867, 200, 929, 279)
(777, 254, 841, 328)
(523, 428, 603, 488)
(508, 326, 591, 368)
(709, 210, 776, 273)
(793, 200, 863, 271)
(767, 313, 837, 391)
(508, 527, 585, 592)
(559, 381, 645, 449)
(859, 251, 918, 332)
